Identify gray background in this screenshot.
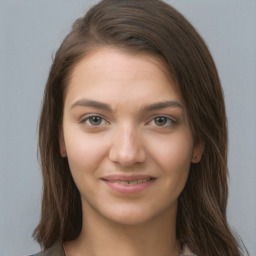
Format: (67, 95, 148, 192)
(0, 0, 255, 255)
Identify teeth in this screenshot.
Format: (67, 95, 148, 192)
(113, 178, 152, 185)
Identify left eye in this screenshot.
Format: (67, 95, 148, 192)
(151, 116, 175, 127)
(83, 116, 108, 126)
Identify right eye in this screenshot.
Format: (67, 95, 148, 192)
(81, 115, 108, 126)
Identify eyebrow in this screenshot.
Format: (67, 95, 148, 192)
(71, 99, 113, 111)
(70, 99, 184, 112)
(142, 101, 185, 112)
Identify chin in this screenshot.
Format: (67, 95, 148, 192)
(99, 204, 171, 227)
(107, 215, 155, 226)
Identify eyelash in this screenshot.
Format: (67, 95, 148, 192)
(79, 114, 177, 128)
(79, 114, 109, 127)
(148, 115, 177, 127)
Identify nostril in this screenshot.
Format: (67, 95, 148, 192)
(108, 129, 146, 166)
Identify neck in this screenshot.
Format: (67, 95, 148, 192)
(64, 202, 180, 256)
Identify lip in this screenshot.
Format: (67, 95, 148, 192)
(101, 174, 156, 194)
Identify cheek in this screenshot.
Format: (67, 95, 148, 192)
(148, 132, 194, 174)
(154, 134, 194, 198)
(64, 130, 108, 175)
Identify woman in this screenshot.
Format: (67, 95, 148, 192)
(31, 0, 246, 255)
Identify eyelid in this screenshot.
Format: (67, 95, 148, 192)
(79, 113, 109, 125)
(147, 114, 177, 126)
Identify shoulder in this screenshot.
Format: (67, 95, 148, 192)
(183, 244, 197, 256)
(26, 243, 65, 256)
(27, 253, 43, 256)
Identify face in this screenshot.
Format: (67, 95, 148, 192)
(60, 48, 203, 225)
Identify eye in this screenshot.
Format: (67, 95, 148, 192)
(150, 116, 176, 127)
(81, 115, 108, 126)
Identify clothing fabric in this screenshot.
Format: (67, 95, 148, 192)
(29, 243, 196, 256)
(29, 243, 65, 256)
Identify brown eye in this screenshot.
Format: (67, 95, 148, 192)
(150, 116, 176, 127)
(154, 117, 168, 126)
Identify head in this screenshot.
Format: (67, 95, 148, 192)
(35, 0, 239, 255)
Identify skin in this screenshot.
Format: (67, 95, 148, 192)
(60, 48, 203, 256)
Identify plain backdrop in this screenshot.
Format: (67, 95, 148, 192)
(0, 0, 255, 255)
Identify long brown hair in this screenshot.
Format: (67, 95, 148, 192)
(34, 0, 244, 255)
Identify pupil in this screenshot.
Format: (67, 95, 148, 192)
(155, 117, 167, 126)
(90, 116, 102, 125)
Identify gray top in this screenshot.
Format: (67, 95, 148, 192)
(29, 243, 65, 256)
(29, 243, 196, 256)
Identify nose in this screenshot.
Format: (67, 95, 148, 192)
(108, 125, 146, 167)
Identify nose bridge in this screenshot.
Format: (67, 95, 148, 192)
(109, 123, 145, 166)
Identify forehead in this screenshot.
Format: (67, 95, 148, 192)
(65, 47, 183, 105)
(70, 47, 171, 80)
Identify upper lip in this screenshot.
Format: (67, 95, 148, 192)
(101, 174, 156, 182)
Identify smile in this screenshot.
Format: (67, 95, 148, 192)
(102, 175, 155, 194)
(110, 178, 152, 185)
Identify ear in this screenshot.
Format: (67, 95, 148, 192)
(191, 140, 204, 163)
(59, 128, 67, 157)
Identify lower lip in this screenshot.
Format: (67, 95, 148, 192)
(102, 179, 155, 194)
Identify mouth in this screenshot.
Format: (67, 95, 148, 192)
(101, 175, 156, 194)
(108, 177, 154, 185)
